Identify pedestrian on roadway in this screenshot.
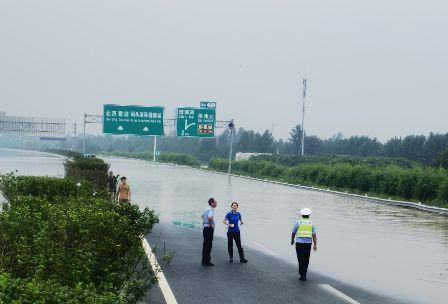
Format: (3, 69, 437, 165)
(118, 176, 131, 204)
(223, 202, 248, 263)
(201, 198, 217, 266)
(291, 208, 317, 281)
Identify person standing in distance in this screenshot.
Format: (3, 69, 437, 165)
(118, 177, 131, 204)
(201, 198, 217, 266)
(291, 208, 317, 281)
(108, 171, 118, 200)
(223, 202, 248, 263)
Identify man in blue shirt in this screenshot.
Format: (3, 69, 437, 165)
(201, 198, 217, 266)
(223, 202, 248, 263)
(291, 208, 317, 281)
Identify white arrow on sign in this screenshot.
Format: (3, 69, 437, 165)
(185, 119, 195, 131)
(143, 127, 149, 132)
(118, 125, 124, 131)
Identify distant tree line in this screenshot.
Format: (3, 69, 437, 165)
(61, 125, 448, 166)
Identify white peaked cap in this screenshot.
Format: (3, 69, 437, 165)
(300, 208, 311, 216)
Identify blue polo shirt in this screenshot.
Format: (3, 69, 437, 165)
(225, 211, 242, 233)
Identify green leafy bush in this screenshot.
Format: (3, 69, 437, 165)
(0, 174, 107, 203)
(0, 174, 159, 303)
(0, 273, 119, 304)
(64, 156, 110, 191)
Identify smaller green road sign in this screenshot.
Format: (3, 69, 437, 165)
(200, 101, 216, 109)
(176, 107, 215, 137)
(103, 104, 164, 136)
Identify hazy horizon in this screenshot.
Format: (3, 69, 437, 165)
(1, 1, 447, 141)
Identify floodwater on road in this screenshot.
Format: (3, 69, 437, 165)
(1, 149, 447, 304)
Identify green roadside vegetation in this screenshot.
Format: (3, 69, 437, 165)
(103, 151, 200, 167)
(208, 158, 448, 209)
(250, 154, 418, 169)
(0, 152, 160, 303)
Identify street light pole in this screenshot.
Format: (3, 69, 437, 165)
(301, 78, 307, 156)
(227, 120, 235, 175)
(83, 113, 86, 154)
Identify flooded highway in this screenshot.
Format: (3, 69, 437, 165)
(1, 149, 447, 304)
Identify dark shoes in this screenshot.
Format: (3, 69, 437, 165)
(229, 259, 234, 263)
(240, 258, 248, 263)
(202, 262, 214, 267)
(299, 276, 307, 281)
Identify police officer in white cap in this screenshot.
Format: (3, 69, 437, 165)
(291, 208, 317, 281)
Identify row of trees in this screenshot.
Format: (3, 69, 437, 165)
(58, 125, 448, 165)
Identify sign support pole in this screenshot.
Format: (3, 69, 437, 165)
(153, 136, 157, 162)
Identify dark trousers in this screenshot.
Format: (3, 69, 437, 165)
(227, 231, 245, 260)
(202, 227, 214, 264)
(295, 243, 312, 278)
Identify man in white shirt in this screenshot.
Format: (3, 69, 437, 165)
(201, 198, 218, 266)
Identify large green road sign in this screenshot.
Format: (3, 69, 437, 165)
(200, 101, 216, 109)
(176, 107, 215, 137)
(103, 104, 164, 136)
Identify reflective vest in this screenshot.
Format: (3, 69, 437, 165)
(295, 219, 313, 238)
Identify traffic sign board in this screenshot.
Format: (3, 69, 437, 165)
(176, 107, 215, 137)
(200, 101, 216, 109)
(103, 104, 164, 136)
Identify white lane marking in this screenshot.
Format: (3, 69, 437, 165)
(252, 241, 279, 257)
(319, 284, 361, 304)
(142, 237, 178, 304)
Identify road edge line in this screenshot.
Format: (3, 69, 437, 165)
(252, 241, 279, 257)
(142, 237, 178, 304)
(318, 284, 361, 304)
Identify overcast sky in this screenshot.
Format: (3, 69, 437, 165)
(0, 0, 447, 141)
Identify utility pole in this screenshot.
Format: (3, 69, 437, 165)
(227, 120, 235, 175)
(301, 78, 307, 156)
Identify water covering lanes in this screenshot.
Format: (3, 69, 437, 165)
(1, 149, 447, 304)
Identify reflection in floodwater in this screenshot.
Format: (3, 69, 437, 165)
(0, 149, 447, 304)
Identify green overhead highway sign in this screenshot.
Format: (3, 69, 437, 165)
(103, 104, 164, 136)
(200, 101, 216, 109)
(176, 107, 215, 137)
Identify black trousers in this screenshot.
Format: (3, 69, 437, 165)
(227, 231, 245, 260)
(202, 227, 214, 264)
(295, 243, 312, 278)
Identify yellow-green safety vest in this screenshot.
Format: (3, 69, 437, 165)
(295, 219, 313, 238)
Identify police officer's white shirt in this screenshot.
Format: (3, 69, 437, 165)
(202, 206, 215, 228)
